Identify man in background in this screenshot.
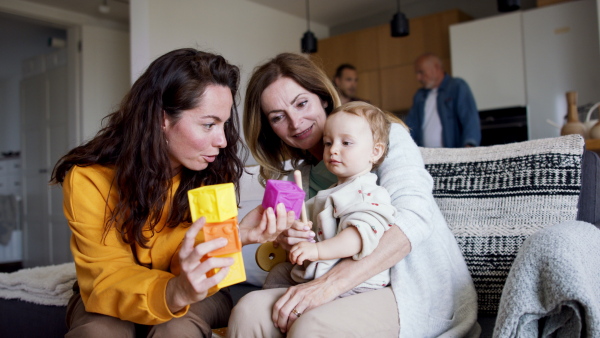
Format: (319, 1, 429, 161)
(405, 53, 481, 148)
(333, 64, 366, 104)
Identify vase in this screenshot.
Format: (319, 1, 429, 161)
(589, 121, 600, 139)
(585, 102, 600, 139)
(560, 91, 586, 138)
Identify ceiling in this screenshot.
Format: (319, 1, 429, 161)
(16, 0, 404, 27)
(17, 0, 130, 24)
(246, 0, 400, 27)
(13, 0, 537, 32)
(16, 0, 399, 27)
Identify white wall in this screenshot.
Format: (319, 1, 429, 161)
(598, 0, 600, 54)
(80, 25, 130, 142)
(0, 0, 130, 147)
(0, 15, 66, 154)
(131, 0, 328, 81)
(130, 0, 329, 164)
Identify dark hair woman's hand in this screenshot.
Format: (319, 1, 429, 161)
(238, 203, 295, 245)
(165, 217, 233, 313)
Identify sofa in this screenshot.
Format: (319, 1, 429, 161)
(1, 134, 598, 337)
(419, 134, 599, 337)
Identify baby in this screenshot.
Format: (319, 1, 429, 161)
(289, 101, 398, 296)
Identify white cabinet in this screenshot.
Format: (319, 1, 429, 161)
(450, 12, 526, 111)
(450, 0, 600, 140)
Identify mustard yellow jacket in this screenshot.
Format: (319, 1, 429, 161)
(63, 164, 190, 324)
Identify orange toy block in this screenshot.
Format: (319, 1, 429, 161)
(188, 183, 238, 223)
(205, 251, 246, 293)
(203, 217, 242, 257)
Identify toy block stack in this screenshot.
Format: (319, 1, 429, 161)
(187, 183, 245, 293)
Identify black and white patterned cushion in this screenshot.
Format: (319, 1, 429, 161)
(420, 135, 584, 314)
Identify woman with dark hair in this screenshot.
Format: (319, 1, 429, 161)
(52, 48, 292, 337)
(228, 53, 479, 337)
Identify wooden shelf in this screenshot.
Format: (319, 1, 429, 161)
(585, 139, 600, 152)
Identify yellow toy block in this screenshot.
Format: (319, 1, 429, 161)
(188, 183, 238, 223)
(205, 251, 246, 294)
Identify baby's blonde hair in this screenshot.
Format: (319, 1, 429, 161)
(329, 101, 405, 169)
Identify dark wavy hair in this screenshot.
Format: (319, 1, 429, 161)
(51, 48, 247, 248)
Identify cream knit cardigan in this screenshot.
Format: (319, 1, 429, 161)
(297, 123, 479, 338)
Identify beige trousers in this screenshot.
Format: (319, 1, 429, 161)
(65, 287, 232, 338)
(227, 285, 399, 337)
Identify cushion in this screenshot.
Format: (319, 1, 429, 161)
(420, 134, 584, 314)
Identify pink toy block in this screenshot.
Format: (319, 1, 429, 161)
(262, 179, 305, 219)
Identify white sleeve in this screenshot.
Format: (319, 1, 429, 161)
(375, 123, 435, 249)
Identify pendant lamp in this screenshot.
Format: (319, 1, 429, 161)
(497, 0, 521, 12)
(390, 0, 409, 37)
(301, 0, 317, 53)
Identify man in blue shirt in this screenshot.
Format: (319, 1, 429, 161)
(405, 53, 481, 148)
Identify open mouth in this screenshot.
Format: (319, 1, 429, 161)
(203, 155, 217, 163)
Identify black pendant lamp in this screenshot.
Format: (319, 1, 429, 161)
(390, 0, 409, 37)
(301, 0, 317, 53)
(497, 0, 521, 12)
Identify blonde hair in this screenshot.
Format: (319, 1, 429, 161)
(243, 53, 341, 186)
(330, 101, 406, 169)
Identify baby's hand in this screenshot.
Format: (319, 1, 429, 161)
(289, 241, 319, 265)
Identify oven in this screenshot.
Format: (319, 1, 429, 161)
(479, 106, 528, 146)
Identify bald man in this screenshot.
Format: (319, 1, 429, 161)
(405, 53, 481, 148)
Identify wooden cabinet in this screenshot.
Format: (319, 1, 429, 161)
(537, 0, 577, 7)
(312, 9, 471, 114)
(586, 139, 600, 154)
(314, 26, 380, 74)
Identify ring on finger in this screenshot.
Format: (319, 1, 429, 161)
(291, 308, 302, 317)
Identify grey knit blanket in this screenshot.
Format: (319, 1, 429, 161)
(493, 221, 600, 337)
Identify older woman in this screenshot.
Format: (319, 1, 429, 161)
(228, 53, 479, 337)
(51, 48, 292, 337)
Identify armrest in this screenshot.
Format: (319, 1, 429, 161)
(577, 150, 600, 228)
